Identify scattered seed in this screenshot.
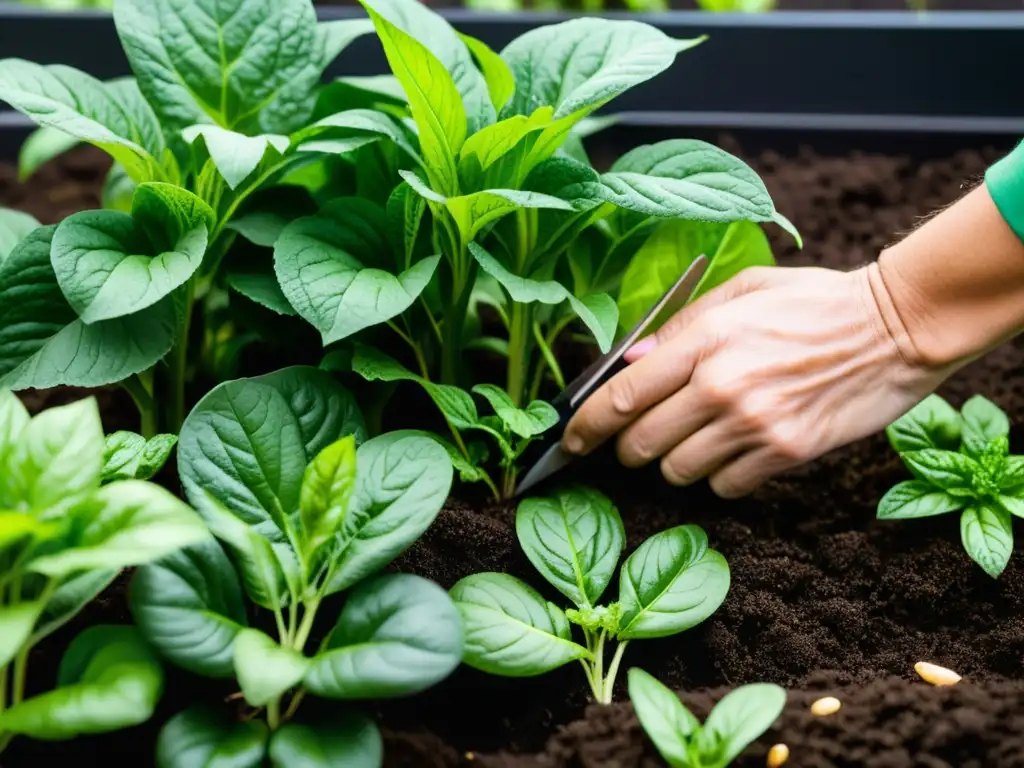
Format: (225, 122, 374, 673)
(810, 696, 841, 716)
(465, 752, 476, 762)
(915, 661, 961, 686)
(767, 743, 790, 767)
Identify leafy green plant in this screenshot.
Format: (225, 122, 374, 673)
(129, 366, 463, 765)
(0, 0, 382, 436)
(0, 389, 209, 754)
(101, 430, 177, 483)
(450, 486, 729, 703)
(878, 394, 1024, 578)
(628, 668, 786, 768)
(694, 0, 776, 11)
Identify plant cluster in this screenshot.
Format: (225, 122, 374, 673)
(451, 486, 730, 703)
(879, 394, 1024, 578)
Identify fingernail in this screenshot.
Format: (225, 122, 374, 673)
(563, 433, 585, 455)
(625, 336, 657, 361)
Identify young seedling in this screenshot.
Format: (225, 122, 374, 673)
(450, 486, 730, 703)
(129, 367, 463, 765)
(0, 389, 208, 754)
(878, 393, 1024, 578)
(628, 668, 786, 768)
(100, 430, 177, 483)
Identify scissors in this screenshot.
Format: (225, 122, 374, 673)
(514, 254, 710, 497)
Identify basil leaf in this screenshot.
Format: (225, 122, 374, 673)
(471, 384, 558, 439)
(358, 1, 466, 195)
(469, 241, 614, 353)
(29, 480, 209, 577)
(0, 208, 40, 261)
(102, 431, 178, 483)
(516, 485, 625, 608)
(299, 436, 357, 560)
(0, 227, 177, 390)
(960, 503, 1013, 578)
(459, 33, 515, 113)
(183, 126, 290, 190)
(617, 525, 730, 640)
(157, 706, 268, 768)
(877, 480, 962, 520)
(33, 570, 118, 644)
(17, 127, 79, 183)
(446, 188, 574, 243)
(450, 572, 589, 676)
(274, 200, 440, 344)
(0, 626, 162, 739)
(0, 389, 28, 466)
(130, 538, 248, 679)
(384, 428, 488, 485)
(304, 574, 462, 698)
(627, 668, 699, 767)
(233, 628, 310, 707)
(457, 108, 553, 179)
(0, 600, 47, 669)
(887, 394, 962, 453)
(324, 433, 452, 594)
(901, 449, 979, 493)
(115, 0, 322, 134)
(997, 494, 1024, 519)
(296, 109, 420, 164)
(0, 62, 164, 181)
(704, 683, 786, 765)
(178, 366, 366, 542)
(268, 714, 382, 768)
(961, 395, 1010, 460)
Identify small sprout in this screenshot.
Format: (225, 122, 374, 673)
(914, 661, 961, 686)
(767, 743, 790, 767)
(810, 696, 841, 716)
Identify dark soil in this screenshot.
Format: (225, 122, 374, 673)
(5, 136, 1024, 766)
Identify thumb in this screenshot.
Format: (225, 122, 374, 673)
(625, 266, 779, 362)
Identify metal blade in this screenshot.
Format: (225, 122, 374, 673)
(513, 443, 574, 498)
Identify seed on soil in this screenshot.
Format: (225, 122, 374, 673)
(767, 743, 790, 766)
(810, 696, 841, 716)
(915, 661, 961, 686)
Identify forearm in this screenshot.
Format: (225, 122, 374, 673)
(870, 142, 1024, 370)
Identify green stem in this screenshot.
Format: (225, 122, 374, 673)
(273, 604, 288, 645)
(506, 302, 531, 408)
(601, 641, 629, 704)
(11, 648, 28, 707)
(167, 279, 196, 435)
(121, 373, 158, 438)
(282, 689, 307, 722)
(388, 321, 431, 379)
(267, 698, 281, 731)
(441, 267, 474, 386)
(501, 465, 518, 500)
(579, 659, 602, 702)
(293, 598, 321, 653)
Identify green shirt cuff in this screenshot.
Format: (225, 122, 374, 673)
(986, 140, 1024, 244)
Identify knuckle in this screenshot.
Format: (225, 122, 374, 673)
(617, 429, 656, 467)
(765, 424, 811, 463)
(710, 474, 753, 499)
(607, 375, 639, 417)
(660, 454, 694, 487)
(732, 395, 773, 434)
(695, 372, 739, 408)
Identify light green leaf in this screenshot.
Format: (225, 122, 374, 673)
(459, 33, 515, 113)
(0, 208, 41, 261)
(1000, 456, 1024, 491)
(227, 266, 298, 317)
(446, 188, 573, 242)
(450, 572, 590, 676)
(617, 525, 730, 640)
(887, 394, 962, 453)
(516, 485, 625, 608)
(101, 431, 178, 483)
(297, 108, 419, 163)
(234, 628, 310, 707)
(299, 436, 357, 560)
(472, 384, 558, 439)
(114, 0, 323, 134)
(0, 388, 28, 462)
(304, 574, 463, 698)
(102, 162, 136, 213)
(18, 126, 80, 183)
(704, 683, 787, 765)
(51, 183, 213, 323)
(470, 241, 614, 352)
(157, 706, 268, 768)
(0, 61, 164, 181)
(33, 570, 118, 644)
(0, 227, 177, 390)
(183, 126, 289, 190)
(0, 600, 47, 669)
(627, 668, 699, 767)
(129, 538, 248, 679)
(358, 1, 466, 195)
(274, 200, 440, 344)
(961, 503, 1013, 578)
(458, 108, 553, 178)
(901, 449, 979, 493)
(6, 396, 103, 512)
(0, 625, 162, 739)
(961, 395, 1010, 459)
(618, 218, 773, 334)
(30, 480, 209, 577)
(269, 714, 382, 768)
(997, 493, 1024, 519)
(877, 480, 963, 520)
(325, 433, 452, 594)
(178, 366, 366, 543)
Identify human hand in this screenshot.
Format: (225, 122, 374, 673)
(562, 264, 953, 498)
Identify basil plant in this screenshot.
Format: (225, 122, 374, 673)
(879, 393, 1024, 578)
(128, 366, 463, 766)
(450, 486, 730, 704)
(629, 668, 786, 768)
(0, 389, 209, 755)
(0, 0, 385, 435)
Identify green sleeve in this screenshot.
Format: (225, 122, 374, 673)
(986, 140, 1024, 244)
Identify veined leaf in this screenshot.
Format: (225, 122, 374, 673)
(901, 449, 979, 494)
(458, 108, 553, 178)
(704, 683, 787, 766)
(0, 61, 164, 182)
(157, 706, 268, 768)
(447, 188, 573, 243)
(627, 668, 699, 767)
(296, 108, 420, 164)
(102, 431, 178, 483)
(961, 395, 1010, 460)
(472, 384, 558, 439)
(0, 227, 177, 390)
(18, 126, 80, 183)
(268, 714, 382, 768)
(450, 572, 590, 676)
(887, 394, 962, 453)
(877, 480, 962, 520)
(961, 504, 1013, 578)
(0, 208, 41, 261)
(183, 126, 290, 191)
(299, 436, 358, 560)
(234, 628, 310, 707)
(459, 33, 515, 113)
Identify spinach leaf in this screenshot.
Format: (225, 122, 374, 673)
(156, 706, 268, 768)
(298, 436, 357, 562)
(101, 430, 178, 483)
(234, 628, 311, 707)
(0, 208, 40, 260)
(183, 126, 290, 190)
(17, 127, 80, 183)
(268, 714, 383, 768)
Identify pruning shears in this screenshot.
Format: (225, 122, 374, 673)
(514, 254, 710, 497)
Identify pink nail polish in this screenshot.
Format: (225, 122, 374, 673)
(626, 336, 657, 361)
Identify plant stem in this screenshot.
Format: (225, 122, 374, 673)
(601, 641, 629, 704)
(11, 648, 28, 707)
(501, 466, 518, 500)
(506, 302, 531, 408)
(282, 689, 307, 721)
(167, 279, 196, 435)
(388, 321, 431, 379)
(121, 373, 158, 438)
(267, 698, 281, 731)
(293, 598, 321, 653)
